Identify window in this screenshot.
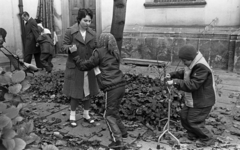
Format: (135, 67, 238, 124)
(144, 0, 206, 7)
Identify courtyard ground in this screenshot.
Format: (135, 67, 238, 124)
(23, 54, 240, 150)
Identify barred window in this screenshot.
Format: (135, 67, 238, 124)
(144, 0, 206, 7)
(154, 0, 198, 2)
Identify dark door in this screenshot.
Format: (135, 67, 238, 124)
(69, 0, 96, 30)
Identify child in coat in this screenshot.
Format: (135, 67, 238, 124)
(36, 25, 54, 74)
(166, 44, 216, 147)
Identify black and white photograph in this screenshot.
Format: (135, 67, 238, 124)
(1, 0, 240, 150)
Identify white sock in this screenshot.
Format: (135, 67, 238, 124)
(70, 111, 76, 121)
(83, 110, 90, 119)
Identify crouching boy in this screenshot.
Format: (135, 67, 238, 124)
(166, 44, 216, 147)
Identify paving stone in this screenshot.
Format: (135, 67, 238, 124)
(61, 118, 107, 140)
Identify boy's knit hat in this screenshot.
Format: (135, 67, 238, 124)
(178, 44, 197, 60)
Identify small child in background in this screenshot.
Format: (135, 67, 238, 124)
(36, 25, 54, 74)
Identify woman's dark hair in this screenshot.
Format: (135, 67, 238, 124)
(77, 8, 93, 24)
(22, 11, 29, 17)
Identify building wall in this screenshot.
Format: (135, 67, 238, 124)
(100, 0, 240, 31)
(0, 0, 62, 60)
(1, 0, 240, 64)
(0, 0, 25, 56)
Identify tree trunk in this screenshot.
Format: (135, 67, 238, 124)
(110, 0, 127, 56)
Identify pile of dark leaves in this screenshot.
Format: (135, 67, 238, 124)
(27, 70, 184, 127)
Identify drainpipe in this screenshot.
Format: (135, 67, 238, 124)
(227, 34, 237, 72)
(18, 0, 25, 55)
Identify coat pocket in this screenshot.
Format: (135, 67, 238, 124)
(66, 62, 76, 69)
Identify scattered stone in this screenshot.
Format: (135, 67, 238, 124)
(87, 147, 94, 150)
(53, 132, 63, 139)
(55, 140, 67, 146)
(50, 94, 55, 99)
(95, 122, 101, 126)
(61, 112, 66, 116)
(136, 144, 142, 148)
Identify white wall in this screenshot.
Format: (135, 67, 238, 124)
(100, 0, 240, 28)
(0, 0, 38, 58)
(100, 0, 146, 31)
(205, 0, 240, 26)
(0, 0, 24, 54)
(0, 0, 62, 59)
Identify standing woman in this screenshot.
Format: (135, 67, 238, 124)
(70, 33, 128, 148)
(61, 8, 99, 127)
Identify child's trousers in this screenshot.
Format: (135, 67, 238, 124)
(180, 105, 213, 140)
(104, 86, 127, 142)
(40, 53, 53, 72)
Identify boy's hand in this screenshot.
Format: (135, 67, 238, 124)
(69, 44, 77, 53)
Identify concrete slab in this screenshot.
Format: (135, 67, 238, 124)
(61, 118, 108, 140)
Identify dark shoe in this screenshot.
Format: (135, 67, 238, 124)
(196, 138, 216, 147)
(108, 140, 124, 149)
(83, 117, 95, 124)
(122, 133, 128, 139)
(187, 132, 198, 141)
(187, 134, 197, 141)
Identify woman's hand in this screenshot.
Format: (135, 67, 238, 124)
(69, 44, 77, 53)
(166, 80, 173, 85)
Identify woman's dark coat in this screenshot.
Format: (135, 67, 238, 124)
(61, 23, 99, 99)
